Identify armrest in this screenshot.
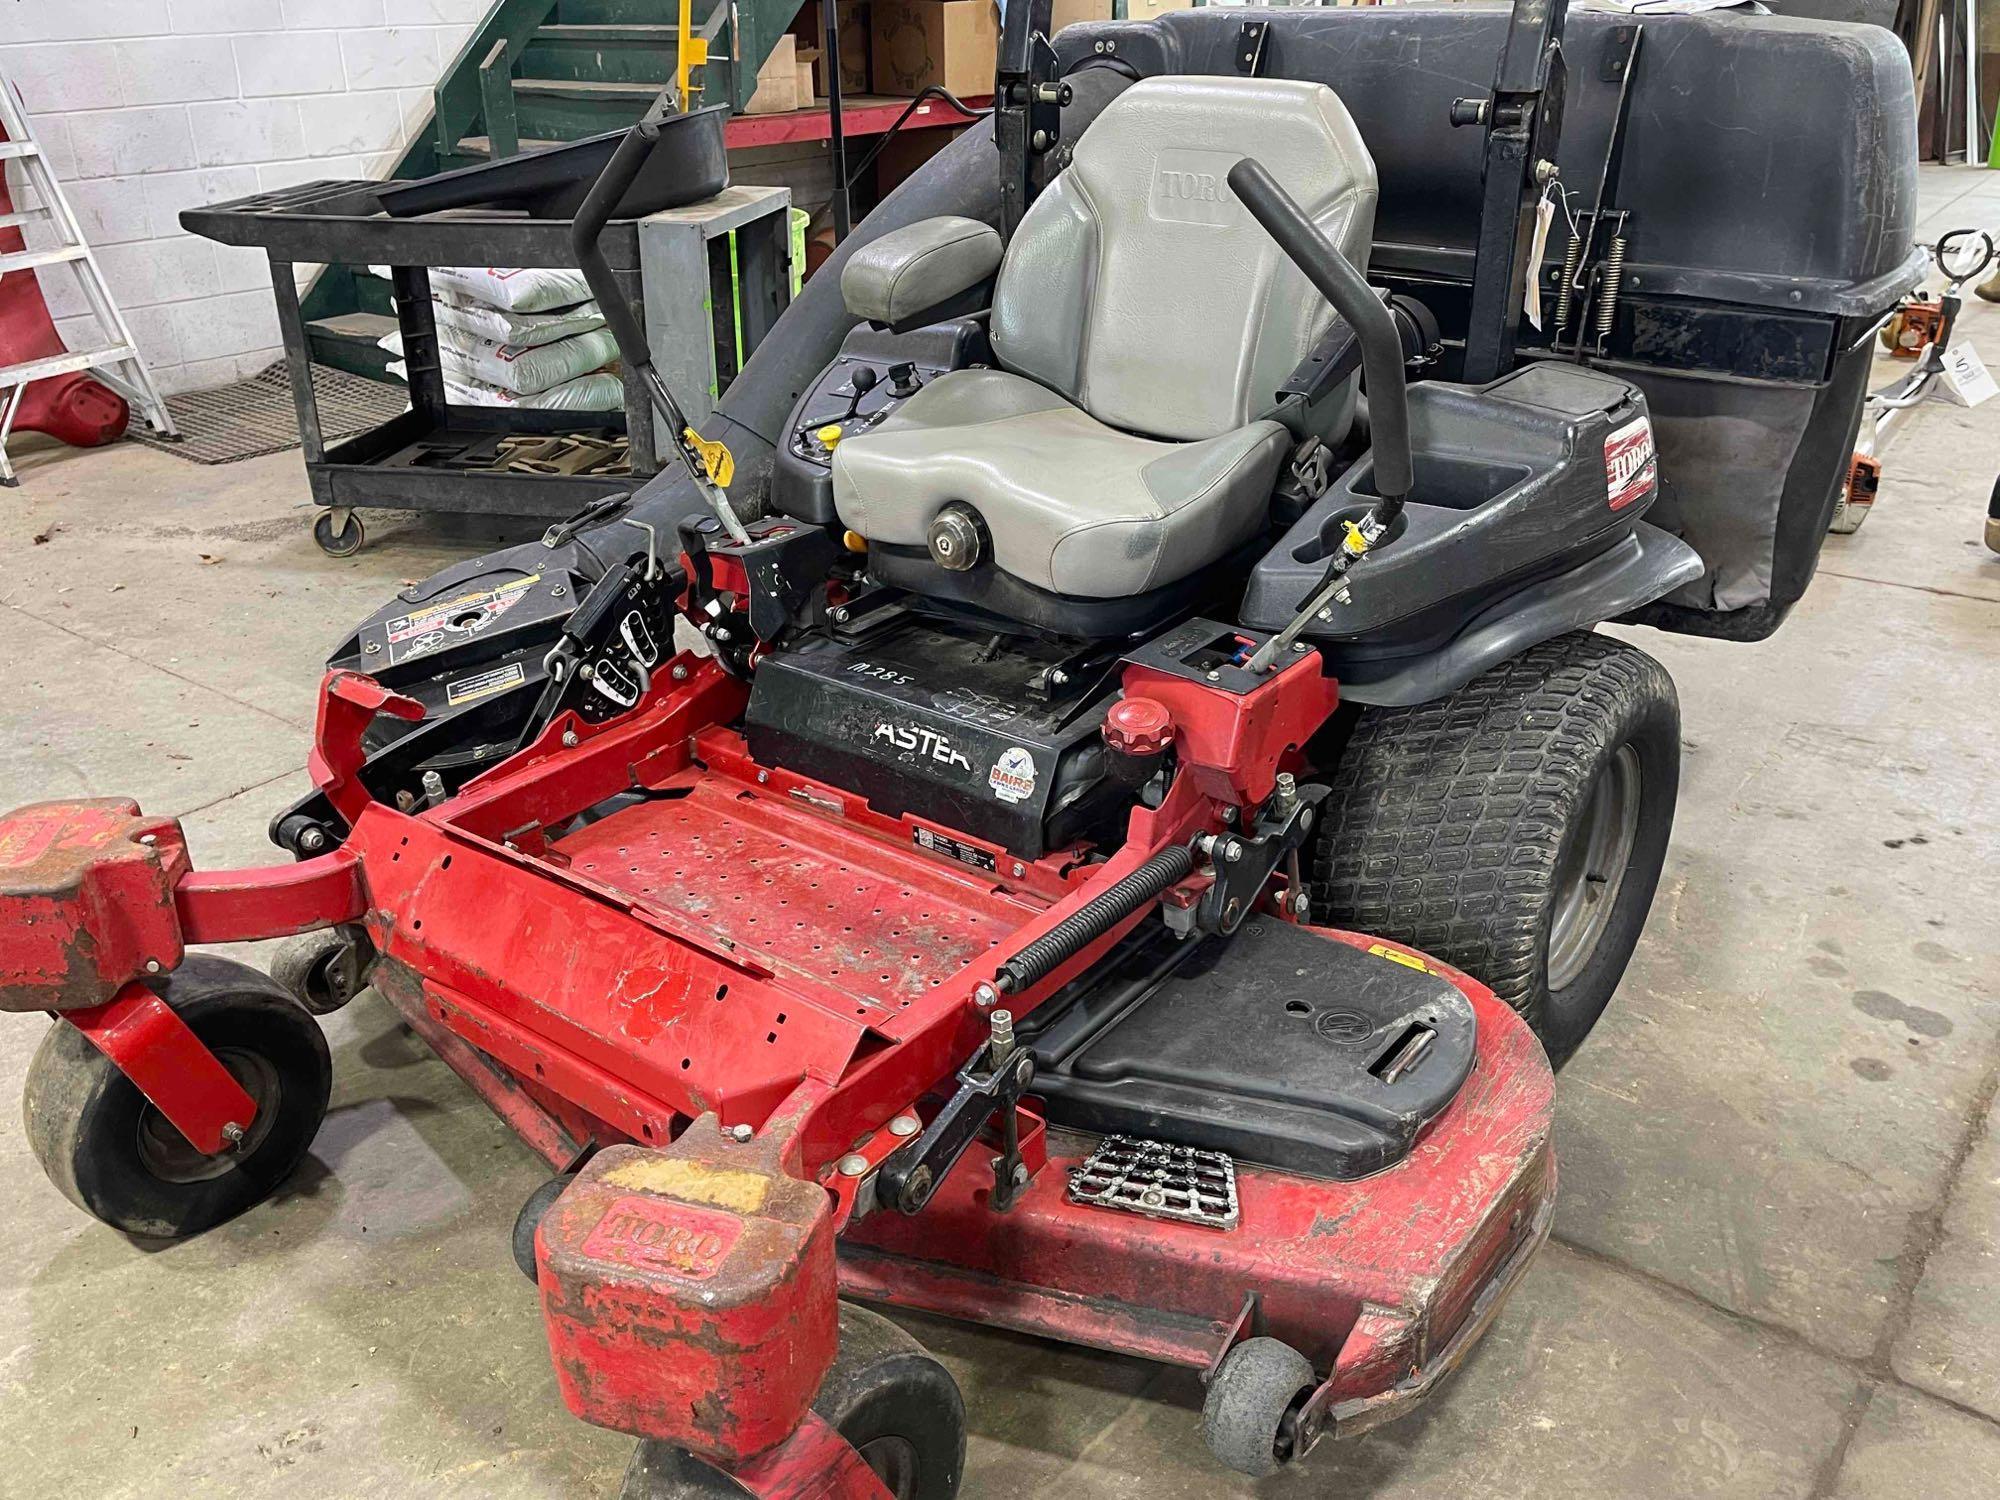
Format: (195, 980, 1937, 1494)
(841, 216, 1003, 330)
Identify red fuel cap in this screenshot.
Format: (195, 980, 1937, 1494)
(1103, 696, 1175, 757)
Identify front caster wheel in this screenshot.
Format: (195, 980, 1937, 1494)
(22, 955, 332, 1239)
(269, 925, 373, 1015)
(620, 1304, 965, 1499)
(1202, 1336, 1317, 1478)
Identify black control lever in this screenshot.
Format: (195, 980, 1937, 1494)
(570, 93, 750, 544)
(1228, 158, 1415, 672)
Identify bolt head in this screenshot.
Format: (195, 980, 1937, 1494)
(671, 662, 689, 681)
(561, 729, 579, 748)
(553, 585, 567, 597)
(1206, 669, 1221, 682)
(145, 959, 162, 974)
(298, 828, 327, 853)
(757, 770, 770, 785)
(1010, 861, 1026, 878)
(838, 1153, 870, 1177)
(363, 641, 381, 654)
(831, 606, 850, 624)
(221, 1122, 245, 1149)
(138, 832, 157, 846)
(888, 1114, 920, 1138)
(1224, 839, 1243, 863)
(1293, 891, 1311, 918)
(974, 982, 998, 1009)
(730, 1122, 754, 1143)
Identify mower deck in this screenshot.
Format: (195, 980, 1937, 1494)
(550, 779, 1030, 1019)
(841, 956, 1555, 1430)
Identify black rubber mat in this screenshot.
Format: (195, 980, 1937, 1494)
(125, 361, 406, 464)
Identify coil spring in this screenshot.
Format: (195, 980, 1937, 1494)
(1552, 235, 1583, 331)
(1594, 235, 1628, 342)
(995, 843, 1196, 994)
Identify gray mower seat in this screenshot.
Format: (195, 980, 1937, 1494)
(831, 74, 1378, 602)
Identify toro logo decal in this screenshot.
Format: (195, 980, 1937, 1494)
(1603, 416, 1658, 512)
(582, 1195, 742, 1281)
(873, 721, 973, 771)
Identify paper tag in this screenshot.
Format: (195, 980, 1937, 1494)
(1939, 342, 1997, 408)
(1524, 191, 1556, 331)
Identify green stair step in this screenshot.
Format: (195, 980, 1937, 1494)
(554, 0, 677, 24)
(520, 23, 681, 82)
(514, 77, 674, 139)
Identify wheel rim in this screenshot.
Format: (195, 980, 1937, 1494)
(855, 1436, 920, 1499)
(1547, 744, 1642, 992)
(135, 1049, 282, 1184)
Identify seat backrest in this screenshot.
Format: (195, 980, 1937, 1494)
(990, 75, 1378, 444)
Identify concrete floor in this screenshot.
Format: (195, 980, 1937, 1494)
(2, 166, 1998, 1498)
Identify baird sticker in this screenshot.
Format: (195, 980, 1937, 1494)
(989, 746, 1038, 804)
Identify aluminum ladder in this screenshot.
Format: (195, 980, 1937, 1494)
(0, 74, 177, 486)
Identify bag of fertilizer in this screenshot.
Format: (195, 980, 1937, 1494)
(378, 326, 620, 397)
(432, 292, 605, 349)
(385, 359, 624, 411)
(423, 264, 595, 313)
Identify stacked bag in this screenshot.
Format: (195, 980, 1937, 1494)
(374, 265, 624, 411)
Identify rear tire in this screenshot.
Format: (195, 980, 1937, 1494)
(22, 955, 332, 1239)
(1309, 632, 1680, 1065)
(620, 1304, 965, 1499)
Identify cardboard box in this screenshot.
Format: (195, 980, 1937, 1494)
(801, 1, 870, 96)
(1050, 0, 1114, 34)
(745, 34, 800, 115)
(872, 0, 998, 98)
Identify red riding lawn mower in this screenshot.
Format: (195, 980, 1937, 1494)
(0, 1, 1915, 1494)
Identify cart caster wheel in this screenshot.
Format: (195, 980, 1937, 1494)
(620, 1304, 966, 1499)
(511, 1171, 576, 1285)
(1985, 474, 2000, 554)
(312, 508, 365, 557)
(269, 926, 373, 1016)
(1202, 1336, 1318, 1478)
(22, 955, 332, 1240)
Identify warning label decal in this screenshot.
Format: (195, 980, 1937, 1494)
(384, 573, 540, 664)
(445, 660, 528, 707)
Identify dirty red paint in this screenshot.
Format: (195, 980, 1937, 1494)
(0, 798, 189, 1012)
(66, 983, 261, 1154)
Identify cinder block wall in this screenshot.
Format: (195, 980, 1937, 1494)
(0, 1, 488, 394)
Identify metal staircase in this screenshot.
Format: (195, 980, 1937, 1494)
(302, 0, 807, 377)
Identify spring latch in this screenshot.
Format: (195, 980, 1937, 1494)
(1593, 234, 1628, 346)
(1552, 234, 1583, 332)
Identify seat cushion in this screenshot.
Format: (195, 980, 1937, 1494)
(832, 369, 1290, 598)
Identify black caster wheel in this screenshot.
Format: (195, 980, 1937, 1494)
(312, 507, 365, 557)
(1201, 1336, 1318, 1478)
(22, 954, 332, 1239)
(511, 1171, 576, 1285)
(620, 1304, 966, 1499)
(268, 925, 373, 1016)
(1985, 473, 2000, 554)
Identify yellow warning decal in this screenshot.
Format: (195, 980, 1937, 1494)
(686, 428, 736, 488)
(1368, 942, 1431, 973)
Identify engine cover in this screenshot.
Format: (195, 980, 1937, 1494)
(743, 617, 1116, 858)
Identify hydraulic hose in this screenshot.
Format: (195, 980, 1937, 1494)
(995, 844, 1196, 995)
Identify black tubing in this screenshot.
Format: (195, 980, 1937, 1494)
(997, 844, 1196, 994)
(1227, 158, 1413, 506)
(569, 101, 668, 373)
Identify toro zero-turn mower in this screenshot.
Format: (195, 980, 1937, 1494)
(0, 1, 1917, 1494)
